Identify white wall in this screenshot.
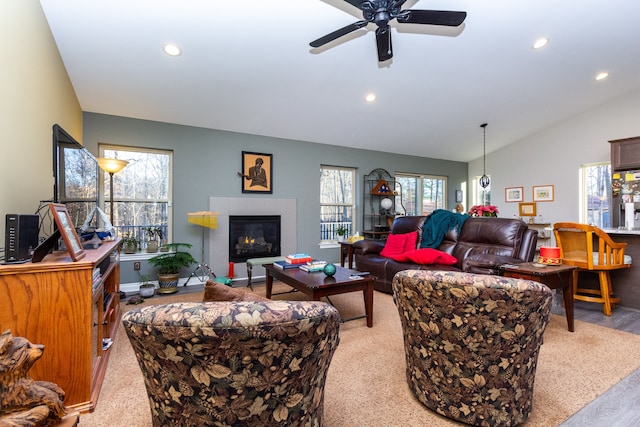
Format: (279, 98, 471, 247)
(469, 88, 640, 225)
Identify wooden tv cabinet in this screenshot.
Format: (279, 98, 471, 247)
(0, 239, 121, 413)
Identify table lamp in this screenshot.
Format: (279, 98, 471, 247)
(97, 158, 129, 224)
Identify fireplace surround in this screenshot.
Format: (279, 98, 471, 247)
(208, 197, 297, 282)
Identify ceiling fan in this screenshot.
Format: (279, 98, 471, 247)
(310, 0, 467, 62)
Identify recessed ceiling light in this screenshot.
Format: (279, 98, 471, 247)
(163, 43, 182, 56)
(532, 38, 549, 49)
(365, 93, 376, 102)
(595, 72, 609, 81)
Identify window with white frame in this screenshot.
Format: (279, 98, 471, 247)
(580, 162, 611, 228)
(320, 166, 355, 242)
(396, 173, 447, 216)
(471, 176, 491, 207)
(99, 145, 173, 247)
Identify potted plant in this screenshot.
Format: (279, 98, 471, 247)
(120, 232, 139, 254)
(144, 227, 164, 253)
(336, 225, 348, 242)
(147, 243, 196, 294)
(138, 274, 155, 298)
(468, 205, 499, 217)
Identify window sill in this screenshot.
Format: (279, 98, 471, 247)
(120, 251, 163, 262)
(319, 241, 340, 249)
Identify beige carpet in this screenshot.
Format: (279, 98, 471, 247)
(80, 283, 640, 426)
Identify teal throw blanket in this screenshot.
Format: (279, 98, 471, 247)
(420, 209, 470, 249)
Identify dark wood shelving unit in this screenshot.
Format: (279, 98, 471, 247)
(362, 168, 404, 240)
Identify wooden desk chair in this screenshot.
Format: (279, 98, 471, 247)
(553, 222, 631, 315)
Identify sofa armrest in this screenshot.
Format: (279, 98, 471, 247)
(463, 253, 526, 275)
(354, 239, 385, 255)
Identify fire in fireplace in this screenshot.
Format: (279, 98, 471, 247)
(228, 215, 281, 263)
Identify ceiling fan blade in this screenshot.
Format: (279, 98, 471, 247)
(310, 20, 369, 48)
(375, 26, 393, 62)
(397, 10, 467, 26)
(345, 0, 367, 8)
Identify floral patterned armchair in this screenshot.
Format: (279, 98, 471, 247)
(122, 300, 340, 427)
(392, 270, 553, 426)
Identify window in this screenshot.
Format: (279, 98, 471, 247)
(396, 174, 447, 216)
(320, 166, 355, 243)
(470, 176, 492, 207)
(99, 145, 173, 247)
(580, 162, 611, 228)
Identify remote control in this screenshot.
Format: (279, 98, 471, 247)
(351, 271, 370, 276)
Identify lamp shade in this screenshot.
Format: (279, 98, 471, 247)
(380, 198, 393, 210)
(188, 211, 218, 229)
(97, 158, 128, 174)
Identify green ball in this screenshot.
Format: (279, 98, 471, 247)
(323, 263, 337, 277)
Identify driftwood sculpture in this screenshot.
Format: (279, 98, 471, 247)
(0, 329, 67, 427)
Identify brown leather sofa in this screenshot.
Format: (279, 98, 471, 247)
(354, 216, 538, 293)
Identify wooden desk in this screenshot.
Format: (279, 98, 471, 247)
(339, 242, 355, 269)
(500, 262, 577, 332)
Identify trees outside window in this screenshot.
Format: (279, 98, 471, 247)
(396, 174, 447, 216)
(100, 145, 172, 247)
(581, 162, 611, 228)
(320, 166, 355, 242)
(471, 176, 491, 208)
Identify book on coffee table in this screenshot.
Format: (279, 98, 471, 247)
(285, 253, 313, 264)
(273, 260, 300, 270)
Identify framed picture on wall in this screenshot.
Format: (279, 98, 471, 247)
(519, 202, 537, 217)
(505, 187, 524, 202)
(49, 203, 85, 261)
(240, 151, 272, 194)
(533, 185, 554, 202)
(455, 190, 463, 203)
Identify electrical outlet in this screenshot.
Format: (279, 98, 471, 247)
(134, 261, 141, 271)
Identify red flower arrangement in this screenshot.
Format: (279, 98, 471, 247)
(468, 205, 499, 217)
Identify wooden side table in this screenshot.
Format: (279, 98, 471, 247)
(339, 241, 355, 269)
(500, 262, 577, 332)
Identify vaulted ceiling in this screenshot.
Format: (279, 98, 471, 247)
(40, 0, 640, 162)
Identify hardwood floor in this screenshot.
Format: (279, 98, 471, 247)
(552, 297, 640, 426)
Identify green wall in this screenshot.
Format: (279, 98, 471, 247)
(82, 113, 467, 284)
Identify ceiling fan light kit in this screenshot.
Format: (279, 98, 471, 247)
(310, 0, 467, 62)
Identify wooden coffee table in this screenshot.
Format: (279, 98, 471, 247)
(500, 262, 577, 332)
(265, 264, 374, 327)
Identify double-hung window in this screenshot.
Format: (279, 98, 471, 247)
(320, 166, 356, 244)
(99, 145, 173, 248)
(396, 173, 447, 215)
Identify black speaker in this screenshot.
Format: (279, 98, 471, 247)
(5, 214, 39, 263)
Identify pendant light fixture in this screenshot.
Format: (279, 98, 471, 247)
(479, 123, 490, 189)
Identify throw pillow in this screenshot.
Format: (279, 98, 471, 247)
(203, 280, 268, 302)
(389, 252, 411, 262)
(404, 231, 418, 252)
(380, 233, 409, 259)
(404, 248, 458, 265)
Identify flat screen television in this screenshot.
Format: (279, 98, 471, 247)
(52, 124, 99, 229)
